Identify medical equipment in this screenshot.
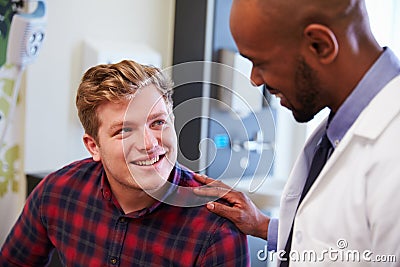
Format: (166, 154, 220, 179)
(0, 0, 46, 146)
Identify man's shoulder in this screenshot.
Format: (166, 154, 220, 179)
(39, 158, 103, 191)
(50, 157, 101, 175)
(162, 198, 248, 264)
(171, 165, 242, 232)
(191, 204, 239, 232)
(158, 200, 244, 244)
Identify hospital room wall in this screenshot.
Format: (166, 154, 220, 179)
(22, 0, 400, 174)
(23, 0, 176, 173)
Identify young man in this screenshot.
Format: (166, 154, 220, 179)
(0, 60, 249, 266)
(194, 0, 400, 266)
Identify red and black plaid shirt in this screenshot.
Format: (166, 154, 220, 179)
(0, 158, 249, 266)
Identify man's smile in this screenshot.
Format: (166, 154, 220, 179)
(131, 153, 166, 166)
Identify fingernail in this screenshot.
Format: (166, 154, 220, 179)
(207, 202, 215, 210)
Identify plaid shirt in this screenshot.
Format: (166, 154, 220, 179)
(0, 158, 249, 267)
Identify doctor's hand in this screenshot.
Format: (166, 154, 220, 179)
(193, 173, 270, 240)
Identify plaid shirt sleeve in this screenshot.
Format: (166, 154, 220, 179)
(198, 217, 249, 267)
(0, 178, 53, 266)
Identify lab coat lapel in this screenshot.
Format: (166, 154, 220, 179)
(277, 119, 328, 251)
(353, 74, 400, 140)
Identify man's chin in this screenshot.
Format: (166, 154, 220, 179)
(147, 180, 168, 190)
(128, 160, 175, 192)
(133, 176, 169, 192)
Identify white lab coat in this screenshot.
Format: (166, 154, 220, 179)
(277, 75, 400, 266)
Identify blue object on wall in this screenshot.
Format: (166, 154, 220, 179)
(214, 134, 230, 149)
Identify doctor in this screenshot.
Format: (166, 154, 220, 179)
(194, 0, 400, 266)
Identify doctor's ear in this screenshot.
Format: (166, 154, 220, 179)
(83, 134, 101, 162)
(303, 24, 339, 64)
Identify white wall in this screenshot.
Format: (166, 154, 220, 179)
(366, 0, 400, 56)
(305, 1, 400, 137)
(24, 0, 176, 173)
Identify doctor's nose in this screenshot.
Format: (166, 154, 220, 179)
(250, 67, 264, 87)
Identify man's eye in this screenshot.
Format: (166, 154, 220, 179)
(114, 127, 132, 136)
(120, 127, 132, 133)
(151, 120, 166, 128)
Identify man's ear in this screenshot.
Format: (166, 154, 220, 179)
(169, 112, 175, 124)
(303, 24, 339, 64)
(83, 134, 101, 161)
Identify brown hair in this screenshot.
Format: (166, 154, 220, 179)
(76, 60, 173, 141)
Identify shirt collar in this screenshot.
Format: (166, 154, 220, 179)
(327, 47, 400, 147)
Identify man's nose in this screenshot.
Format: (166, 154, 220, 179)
(142, 128, 158, 151)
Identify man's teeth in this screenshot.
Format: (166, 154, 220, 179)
(134, 155, 160, 166)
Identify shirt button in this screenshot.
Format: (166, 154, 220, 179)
(334, 139, 340, 146)
(110, 257, 118, 265)
(103, 190, 111, 200)
(119, 217, 126, 223)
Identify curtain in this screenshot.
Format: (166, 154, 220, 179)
(0, 0, 26, 245)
